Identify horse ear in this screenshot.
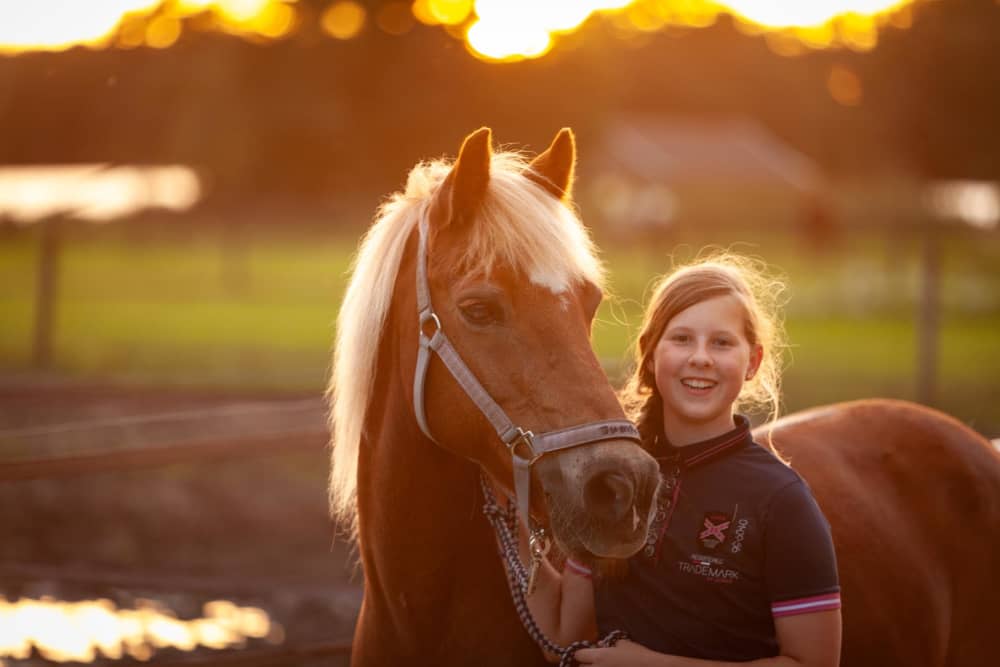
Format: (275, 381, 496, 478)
(525, 127, 576, 201)
(431, 127, 493, 228)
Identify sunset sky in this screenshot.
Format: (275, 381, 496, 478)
(0, 0, 920, 59)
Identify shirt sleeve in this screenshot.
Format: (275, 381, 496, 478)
(763, 479, 841, 618)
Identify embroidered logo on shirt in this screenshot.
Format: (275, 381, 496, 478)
(730, 517, 750, 553)
(698, 511, 731, 550)
(677, 558, 740, 583)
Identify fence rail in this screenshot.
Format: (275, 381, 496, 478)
(0, 561, 345, 597)
(0, 399, 328, 481)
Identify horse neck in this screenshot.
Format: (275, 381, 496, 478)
(358, 376, 485, 583)
(354, 327, 534, 658)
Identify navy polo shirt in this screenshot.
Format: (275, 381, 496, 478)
(595, 416, 840, 661)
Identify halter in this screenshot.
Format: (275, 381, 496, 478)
(411, 218, 641, 525)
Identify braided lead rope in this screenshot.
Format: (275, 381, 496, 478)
(480, 478, 531, 594)
(480, 476, 628, 666)
(557, 631, 629, 667)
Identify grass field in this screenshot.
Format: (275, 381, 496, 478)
(2, 221, 998, 433)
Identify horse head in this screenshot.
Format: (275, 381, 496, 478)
(408, 127, 660, 559)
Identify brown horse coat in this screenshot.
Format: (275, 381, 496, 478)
(758, 399, 1000, 667)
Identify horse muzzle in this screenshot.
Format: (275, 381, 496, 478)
(537, 440, 660, 560)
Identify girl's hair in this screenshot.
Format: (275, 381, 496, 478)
(619, 251, 788, 449)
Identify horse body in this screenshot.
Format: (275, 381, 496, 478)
(759, 399, 1000, 667)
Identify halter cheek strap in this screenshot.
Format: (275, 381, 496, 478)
(411, 219, 640, 523)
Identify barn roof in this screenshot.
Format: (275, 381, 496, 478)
(600, 115, 824, 192)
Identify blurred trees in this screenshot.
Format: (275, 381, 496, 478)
(0, 0, 997, 206)
(871, 0, 1000, 180)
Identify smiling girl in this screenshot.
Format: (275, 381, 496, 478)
(528, 254, 842, 667)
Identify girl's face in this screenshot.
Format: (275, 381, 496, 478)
(650, 294, 763, 446)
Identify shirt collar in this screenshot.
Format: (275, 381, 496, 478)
(655, 414, 752, 471)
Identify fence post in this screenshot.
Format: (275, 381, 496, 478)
(32, 219, 60, 369)
(916, 223, 939, 406)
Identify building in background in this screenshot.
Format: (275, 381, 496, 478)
(589, 115, 827, 239)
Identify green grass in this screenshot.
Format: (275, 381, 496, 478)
(1, 225, 998, 431)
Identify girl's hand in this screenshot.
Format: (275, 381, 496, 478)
(574, 639, 670, 666)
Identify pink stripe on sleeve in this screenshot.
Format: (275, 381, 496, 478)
(771, 593, 841, 618)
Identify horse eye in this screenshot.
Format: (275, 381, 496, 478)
(459, 300, 501, 326)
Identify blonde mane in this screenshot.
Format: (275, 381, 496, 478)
(328, 151, 606, 540)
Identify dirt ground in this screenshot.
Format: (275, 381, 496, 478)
(0, 375, 360, 666)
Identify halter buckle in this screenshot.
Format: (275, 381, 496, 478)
(507, 427, 537, 462)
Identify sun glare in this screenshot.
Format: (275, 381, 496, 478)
(321, 1, 367, 40)
(0, 0, 159, 53)
(0, 0, 299, 54)
(467, 0, 632, 61)
(0, 0, 921, 58)
(464, 0, 918, 61)
(724, 0, 910, 28)
(0, 597, 278, 663)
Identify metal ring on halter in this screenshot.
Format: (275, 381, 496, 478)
(528, 528, 550, 558)
(419, 312, 441, 340)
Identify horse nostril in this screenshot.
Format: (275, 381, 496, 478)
(584, 471, 635, 523)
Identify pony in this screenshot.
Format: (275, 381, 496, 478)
(328, 128, 661, 665)
(758, 399, 1000, 667)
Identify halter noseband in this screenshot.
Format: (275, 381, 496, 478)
(411, 219, 641, 524)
